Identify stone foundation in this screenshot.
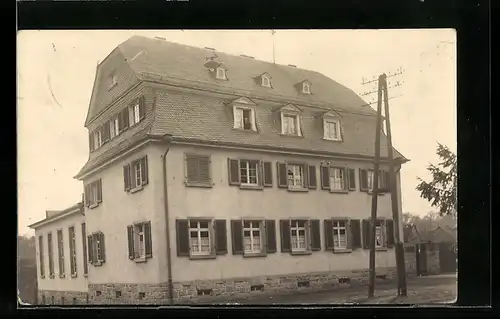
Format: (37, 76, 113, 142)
(88, 283, 169, 304)
(38, 290, 89, 305)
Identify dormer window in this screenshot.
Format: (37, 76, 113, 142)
(302, 82, 311, 94)
(108, 71, 117, 90)
(216, 67, 227, 80)
(279, 104, 303, 136)
(261, 75, 271, 88)
(231, 97, 257, 131)
(323, 111, 342, 141)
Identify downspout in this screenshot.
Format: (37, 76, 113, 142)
(161, 134, 174, 304)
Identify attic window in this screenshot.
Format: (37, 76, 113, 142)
(261, 75, 271, 88)
(108, 72, 117, 90)
(216, 68, 227, 80)
(302, 82, 311, 94)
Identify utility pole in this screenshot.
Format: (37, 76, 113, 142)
(361, 67, 406, 298)
(271, 30, 276, 64)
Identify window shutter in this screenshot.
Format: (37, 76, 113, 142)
(139, 96, 146, 120)
(382, 171, 390, 192)
(359, 169, 368, 191)
(87, 235, 93, 264)
(91, 235, 98, 264)
(386, 219, 394, 248)
(350, 219, 362, 249)
(176, 220, 190, 257)
(362, 219, 371, 249)
(277, 163, 288, 188)
(123, 108, 130, 128)
(123, 164, 131, 191)
(265, 220, 277, 253)
(231, 220, 244, 254)
(258, 161, 264, 187)
(141, 156, 148, 185)
(320, 165, 330, 190)
(145, 221, 152, 258)
(186, 155, 211, 185)
(310, 219, 321, 251)
(279, 220, 291, 253)
(96, 180, 102, 203)
(89, 133, 94, 152)
(343, 168, 349, 190)
(102, 122, 110, 142)
(308, 165, 317, 189)
(348, 168, 356, 191)
(263, 161, 273, 187)
(303, 164, 309, 188)
(227, 158, 240, 185)
(127, 225, 135, 260)
(99, 233, 106, 263)
(324, 220, 334, 251)
(215, 219, 228, 255)
(84, 184, 89, 207)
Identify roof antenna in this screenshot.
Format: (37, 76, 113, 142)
(271, 30, 276, 64)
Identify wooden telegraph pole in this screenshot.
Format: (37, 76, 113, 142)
(361, 68, 406, 298)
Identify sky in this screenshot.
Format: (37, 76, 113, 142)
(17, 29, 456, 236)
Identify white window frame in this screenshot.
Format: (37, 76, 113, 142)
(302, 82, 311, 94)
(261, 75, 271, 88)
(287, 164, 304, 188)
(323, 119, 341, 141)
(281, 112, 301, 136)
(57, 230, 65, 277)
(133, 103, 140, 124)
(239, 160, 259, 186)
(329, 167, 346, 191)
(243, 221, 262, 254)
(233, 105, 256, 131)
(134, 161, 142, 189)
(94, 130, 102, 149)
(93, 233, 103, 262)
(69, 226, 77, 276)
(134, 223, 146, 259)
(189, 220, 211, 256)
(290, 220, 308, 252)
(332, 220, 348, 249)
(367, 170, 386, 192)
(216, 67, 226, 80)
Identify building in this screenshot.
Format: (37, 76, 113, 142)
(31, 35, 409, 304)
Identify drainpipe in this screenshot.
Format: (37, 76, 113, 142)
(161, 134, 174, 305)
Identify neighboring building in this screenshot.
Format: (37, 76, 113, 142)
(32, 36, 409, 304)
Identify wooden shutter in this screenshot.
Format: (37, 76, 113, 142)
(176, 220, 190, 257)
(350, 219, 362, 249)
(186, 154, 211, 185)
(89, 133, 94, 152)
(141, 156, 148, 185)
(122, 108, 129, 129)
(348, 168, 356, 191)
(303, 164, 309, 188)
(258, 161, 264, 187)
(84, 184, 90, 207)
(127, 225, 135, 260)
(99, 232, 106, 263)
(320, 165, 330, 190)
(310, 219, 321, 251)
(86, 234, 92, 266)
(280, 220, 291, 252)
(144, 221, 152, 258)
(139, 96, 146, 120)
(90, 235, 97, 264)
(123, 164, 131, 191)
(227, 158, 240, 185)
(359, 169, 369, 191)
(277, 163, 288, 188)
(263, 161, 273, 187)
(102, 122, 110, 143)
(215, 219, 228, 255)
(231, 220, 244, 254)
(308, 165, 317, 189)
(324, 220, 334, 251)
(96, 180, 102, 203)
(265, 220, 277, 253)
(382, 171, 390, 192)
(362, 219, 371, 249)
(386, 219, 395, 248)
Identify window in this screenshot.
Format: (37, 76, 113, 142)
(127, 221, 152, 261)
(123, 156, 148, 192)
(243, 221, 262, 254)
(261, 75, 271, 88)
(128, 97, 145, 127)
(57, 229, 65, 278)
(69, 226, 77, 277)
(184, 154, 212, 187)
(216, 67, 226, 80)
(38, 235, 45, 279)
(361, 219, 389, 249)
(302, 82, 311, 94)
(233, 107, 256, 131)
(84, 179, 102, 208)
(375, 225, 383, 248)
(228, 159, 272, 188)
(118, 108, 130, 133)
(332, 220, 348, 249)
(110, 117, 119, 139)
(329, 168, 346, 191)
(287, 164, 304, 188)
(366, 170, 389, 192)
(189, 220, 211, 256)
(93, 130, 102, 149)
(324, 119, 341, 141)
(88, 232, 105, 266)
(282, 114, 299, 135)
(47, 233, 54, 278)
(109, 72, 117, 89)
(81, 223, 88, 276)
(290, 220, 307, 251)
(240, 160, 259, 186)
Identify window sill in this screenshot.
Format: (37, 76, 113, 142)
(59, 274, 66, 279)
(189, 254, 216, 260)
(134, 257, 147, 263)
(92, 261, 103, 267)
(322, 137, 343, 143)
(49, 274, 55, 279)
(333, 249, 353, 254)
(232, 128, 259, 134)
(239, 184, 264, 191)
(376, 247, 388, 252)
(70, 273, 77, 278)
(279, 133, 304, 138)
(243, 252, 267, 258)
(185, 182, 213, 188)
(287, 187, 309, 192)
(329, 189, 349, 194)
(89, 203, 99, 209)
(83, 273, 88, 277)
(367, 191, 387, 196)
(291, 250, 312, 256)
(130, 186, 144, 194)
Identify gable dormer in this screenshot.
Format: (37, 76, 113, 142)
(230, 97, 257, 131)
(279, 103, 303, 136)
(322, 110, 343, 142)
(295, 80, 312, 95)
(254, 72, 272, 88)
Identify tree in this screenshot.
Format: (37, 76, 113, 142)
(416, 143, 457, 217)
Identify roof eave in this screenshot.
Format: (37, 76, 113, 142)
(28, 203, 84, 229)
